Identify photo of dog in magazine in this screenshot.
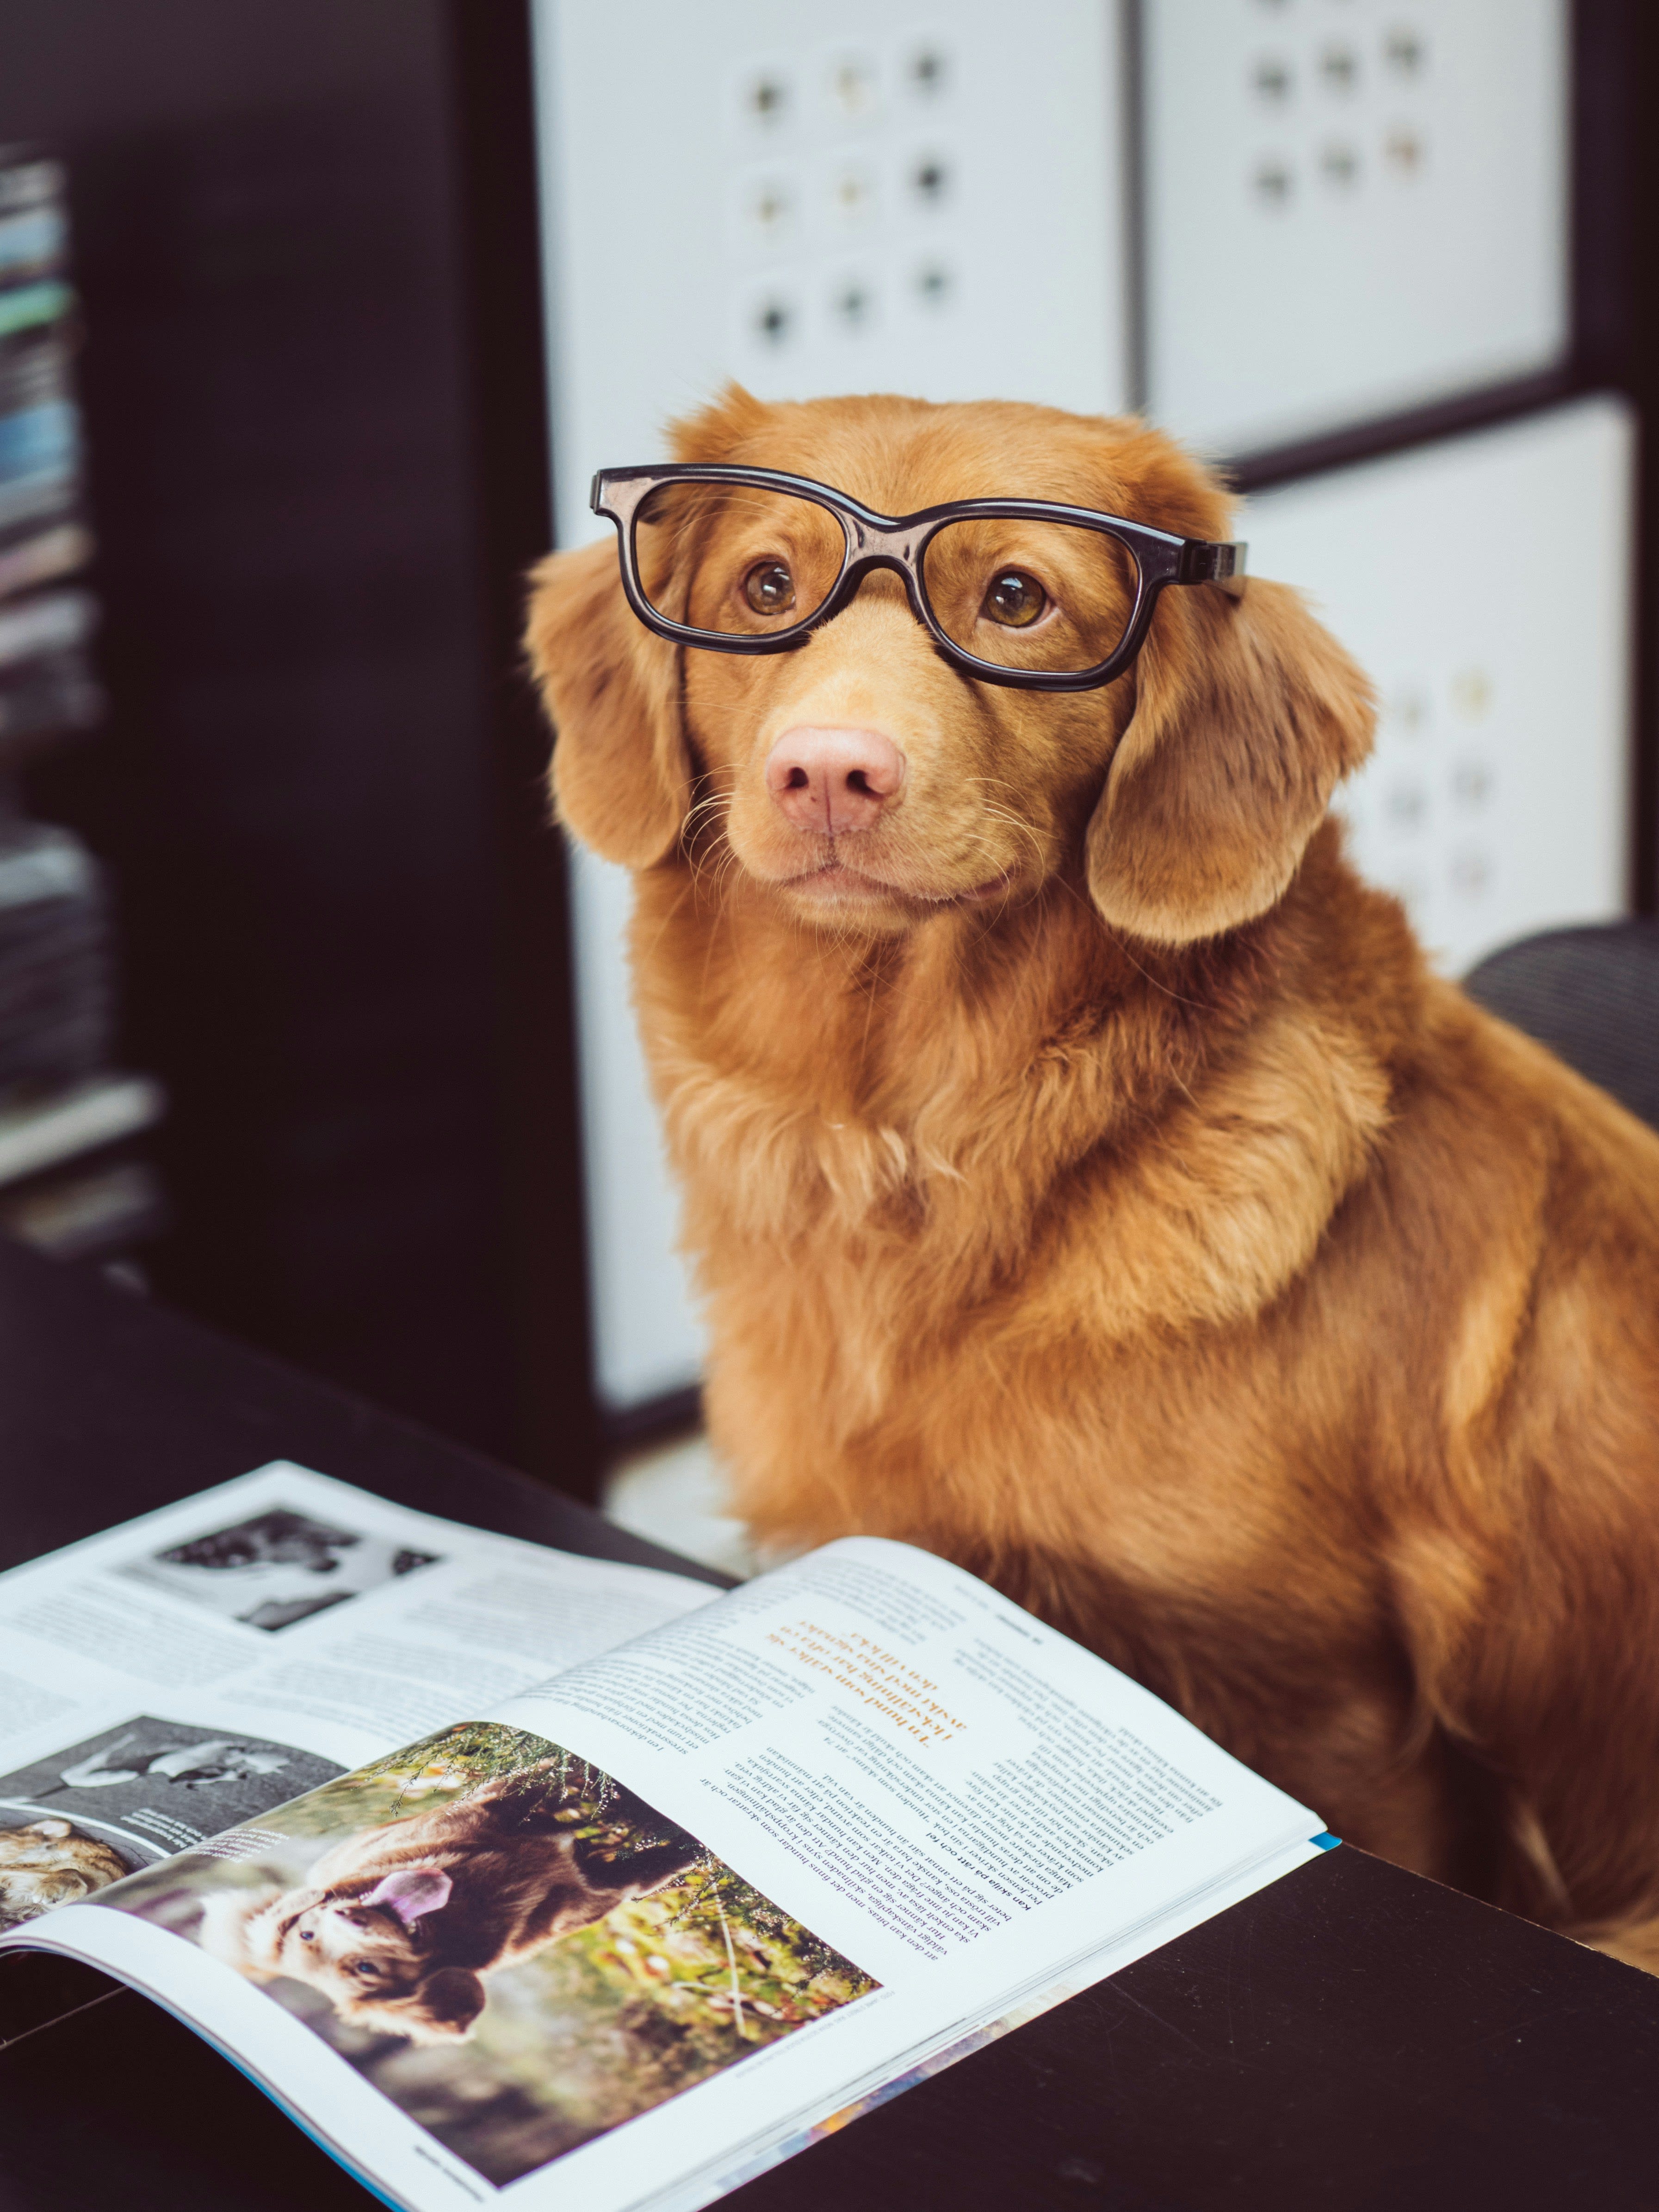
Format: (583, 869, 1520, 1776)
(113, 1728, 877, 2187)
(0, 1467, 1331, 2212)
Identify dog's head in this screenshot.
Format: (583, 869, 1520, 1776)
(201, 1869, 485, 2044)
(527, 388, 1374, 946)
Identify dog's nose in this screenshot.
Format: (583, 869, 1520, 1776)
(765, 726, 904, 834)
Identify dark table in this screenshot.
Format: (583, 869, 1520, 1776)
(1, 1240, 1656, 2212)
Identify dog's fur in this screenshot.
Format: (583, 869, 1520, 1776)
(527, 389, 1659, 1968)
(200, 1768, 699, 2040)
(0, 1818, 129, 1921)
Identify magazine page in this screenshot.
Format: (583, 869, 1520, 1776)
(0, 1462, 718, 1924)
(9, 1537, 1325, 2212)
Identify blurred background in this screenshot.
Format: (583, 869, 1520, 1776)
(0, 0, 1653, 1561)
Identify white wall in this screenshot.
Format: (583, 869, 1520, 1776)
(1145, 0, 1570, 456)
(1243, 397, 1634, 975)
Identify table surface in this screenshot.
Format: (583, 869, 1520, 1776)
(1, 1240, 1657, 2212)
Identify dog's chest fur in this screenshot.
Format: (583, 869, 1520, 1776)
(626, 840, 1442, 1818)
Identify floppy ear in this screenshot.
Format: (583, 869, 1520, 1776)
(1086, 576, 1374, 944)
(525, 537, 689, 868)
(363, 1867, 452, 1927)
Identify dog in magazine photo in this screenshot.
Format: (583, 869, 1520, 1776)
(527, 386, 1659, 1971)
(105, 1723, 878, 2187)
(121, 1506, 442, 1633)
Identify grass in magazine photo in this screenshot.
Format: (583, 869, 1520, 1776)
(103, 1723, 880, 2186)
(0, 1716, 341, 1929)
(120, 1506, 443, 1631)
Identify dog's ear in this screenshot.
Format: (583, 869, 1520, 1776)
(355, 1966, 486, 2045)
(525, 383, 774, 867)
(666, 379, 770, 463)
(1086, 576, 1374, 944)
(526, 538, 688, 868)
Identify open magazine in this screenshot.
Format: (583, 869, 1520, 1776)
(0, 1463, 1334, 2211)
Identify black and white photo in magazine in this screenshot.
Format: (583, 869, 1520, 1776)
(120, 1507, 441, 1631)
(0, 1716, 342, 1923)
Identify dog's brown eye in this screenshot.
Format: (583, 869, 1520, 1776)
(743, 559, 797, 616)
(982, 570, 1046, 627)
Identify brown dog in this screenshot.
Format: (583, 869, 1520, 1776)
(0, 1818, 129, 1924)
(200, 1767, 699, 2040)
(527, 387, 1659, 1968)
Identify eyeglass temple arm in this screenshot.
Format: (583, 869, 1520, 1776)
(1177, 538, 1249, 595)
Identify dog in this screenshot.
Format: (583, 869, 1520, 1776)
(161, 1511, 358, 1575)
(199, 1766, 700, 2041)
(54, 1731, 292, 1793)
(526, 387, 1659, 1969)
(0, 1818, 130, 1922)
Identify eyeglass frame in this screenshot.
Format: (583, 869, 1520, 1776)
(590, 462, 1247, 695)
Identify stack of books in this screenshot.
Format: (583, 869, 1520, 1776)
(0, 149, 165, 1272)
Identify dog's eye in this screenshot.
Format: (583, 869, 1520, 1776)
(982, 570, 1047, 627)
(348, 1959, 378, 1978)
(299, 1929, 315, 1942)
(743, 559, 797, 616)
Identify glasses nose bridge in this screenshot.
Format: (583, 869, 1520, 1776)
(839, 514, 929, 620)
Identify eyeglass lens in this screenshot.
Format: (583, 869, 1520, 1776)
(634, 481, 844, 636)
(919, 517, 1139, 674)
(633, 476, 1141, 675)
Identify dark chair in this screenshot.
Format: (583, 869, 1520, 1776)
(1463, 920, 1659, 1134)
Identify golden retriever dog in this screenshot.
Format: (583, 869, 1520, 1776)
(200, 1767, 699, 2041)
(0, 1818, 129, 1924)
(526, 387, 1659, 1969)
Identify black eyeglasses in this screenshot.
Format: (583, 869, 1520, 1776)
(591, 463, 1246, 694)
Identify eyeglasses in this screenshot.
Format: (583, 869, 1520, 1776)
(590, 463, 1246, 694)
